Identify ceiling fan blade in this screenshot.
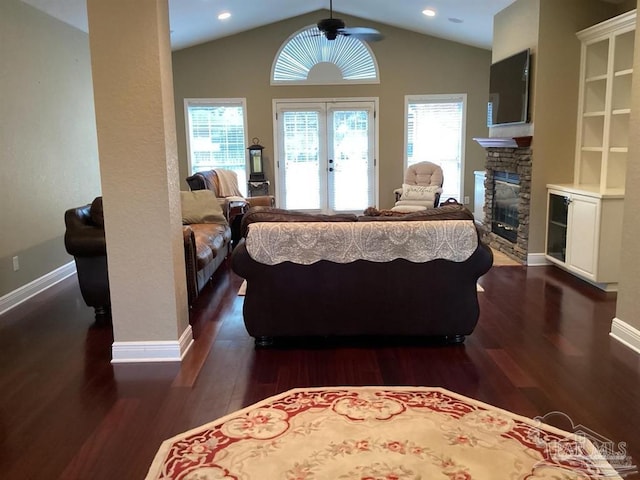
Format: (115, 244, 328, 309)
(340, 26, 384, 42)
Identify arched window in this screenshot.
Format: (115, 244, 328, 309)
(271, 26, 379, 85)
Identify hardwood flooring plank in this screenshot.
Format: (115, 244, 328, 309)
(0, 262, 639, 479)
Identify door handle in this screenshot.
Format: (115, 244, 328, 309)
(329, 167, 334, 172)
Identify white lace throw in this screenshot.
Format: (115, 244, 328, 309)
(215, 169, 243, 197)
(245, 220, 478, 265)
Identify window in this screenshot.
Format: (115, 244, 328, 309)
(405, 94, 466, 202)
(185, 98, 248, 195)
(271, 26, 379, 85)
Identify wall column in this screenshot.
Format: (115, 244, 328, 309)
(87, 0, 191, 362)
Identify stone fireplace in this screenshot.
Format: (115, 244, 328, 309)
(479, 145, 532, 263)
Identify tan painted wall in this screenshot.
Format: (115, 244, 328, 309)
(528, 0, 619, 253)
(492, 0, 620, 255)
(172, 11, 492, 210)
(0, 0, 100, 297)
(616, 0, 640, 332)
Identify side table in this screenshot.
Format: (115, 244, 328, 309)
(248, 180, 270, 197)
(227, 200, 248, 248)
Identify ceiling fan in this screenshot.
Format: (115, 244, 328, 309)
(317, 0, 384, 42)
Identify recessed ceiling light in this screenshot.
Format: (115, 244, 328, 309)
(218, 12, 231, 20)
(422, 9, 436, 17)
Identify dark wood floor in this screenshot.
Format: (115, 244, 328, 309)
(1, 261, 639, 479)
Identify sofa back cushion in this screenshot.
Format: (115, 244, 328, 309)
(180, 190, 228, 225)
(241, 206, 357, 237)
(359, 203, 474, 222)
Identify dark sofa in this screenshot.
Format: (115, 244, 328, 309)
(64, 196, 231, 319)
(231, 205, 493, 346)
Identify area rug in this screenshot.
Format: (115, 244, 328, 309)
(491, 248, 521, 266)
(145, 387, 623, 479)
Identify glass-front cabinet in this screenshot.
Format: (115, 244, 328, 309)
(545, 186, 623, 292)
(546, 193, 569, 263)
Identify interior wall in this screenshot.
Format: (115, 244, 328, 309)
(490, 0, 540, 140)
(172, 11, 492, 210)
(527, 0, 620, 254)
(0, 0, 100, 298)
(616, 0, 640, 333)
(492, 0, 621, 255)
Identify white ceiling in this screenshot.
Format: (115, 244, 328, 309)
(20, 0, 627, 51)
(21, 0, 521, 51)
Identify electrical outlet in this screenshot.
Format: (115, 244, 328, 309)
(12, 256, 19, 271)
(463, 196, 470, 205)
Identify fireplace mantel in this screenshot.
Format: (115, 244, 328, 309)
(473, 136, 532, 148)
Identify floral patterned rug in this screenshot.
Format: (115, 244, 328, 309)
(145, 387, 622, 479)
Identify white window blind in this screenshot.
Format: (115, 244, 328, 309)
(185, 99, 248, 195)
(406, 95, 465, 201)
(272, 26, 379, 85)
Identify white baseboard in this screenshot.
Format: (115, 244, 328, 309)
(111, 325, 194, 363)
(0, 261, 76, 316)
(527, 253, 550, 266)
(610, 318, 640, 355)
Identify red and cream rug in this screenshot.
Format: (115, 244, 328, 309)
(146, 387, 623, 479)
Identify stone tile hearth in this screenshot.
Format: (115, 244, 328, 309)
(479, 146, 532, 264)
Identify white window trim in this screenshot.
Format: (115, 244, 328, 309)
(183, 98, 249, 179)
(404, 93, 467, 202)
(272, 97, 380, 209)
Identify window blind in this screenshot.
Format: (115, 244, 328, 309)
(186, 100, 247, 195)
(406, 97, 464, 201)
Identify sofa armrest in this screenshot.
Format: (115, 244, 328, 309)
(64, 207, 107, 257)
(247, 195, 275, 208)
(183, 226, 198, 306)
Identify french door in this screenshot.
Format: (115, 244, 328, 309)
(274, 100, 376, 213)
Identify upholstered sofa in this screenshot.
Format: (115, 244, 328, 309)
(231, 205, 493, 346)
(186, 169, 275, 246)
(64, 194, 231, 319)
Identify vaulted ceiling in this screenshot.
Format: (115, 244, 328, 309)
(20, 0, 628, 51)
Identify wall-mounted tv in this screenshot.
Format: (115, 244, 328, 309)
(488, 49, 531, 126)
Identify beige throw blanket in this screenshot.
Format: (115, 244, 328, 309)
(214, 169, 243, 197)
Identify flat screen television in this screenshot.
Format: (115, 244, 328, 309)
(488, 49, 531, 126)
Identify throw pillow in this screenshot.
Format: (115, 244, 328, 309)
(180, 190, 228, 225)
(400, 184, 441, 201)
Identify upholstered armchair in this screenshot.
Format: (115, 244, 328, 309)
(393, 161, 444, 211)
(185, 169, 275, 245)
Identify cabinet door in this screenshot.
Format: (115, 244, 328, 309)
(567, 195, 599, 276)
(546, 192, 569, 262)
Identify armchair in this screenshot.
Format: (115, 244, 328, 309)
(185, 169, 275, 245)
(393, 161, 444, 211)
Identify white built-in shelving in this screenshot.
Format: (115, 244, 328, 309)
(545, 9, 635, 291)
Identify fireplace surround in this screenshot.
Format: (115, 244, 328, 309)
(480, 146, 532, 263)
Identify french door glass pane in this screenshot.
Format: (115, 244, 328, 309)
(282, 111, 321, 210)
(330, 110, 371, 211)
